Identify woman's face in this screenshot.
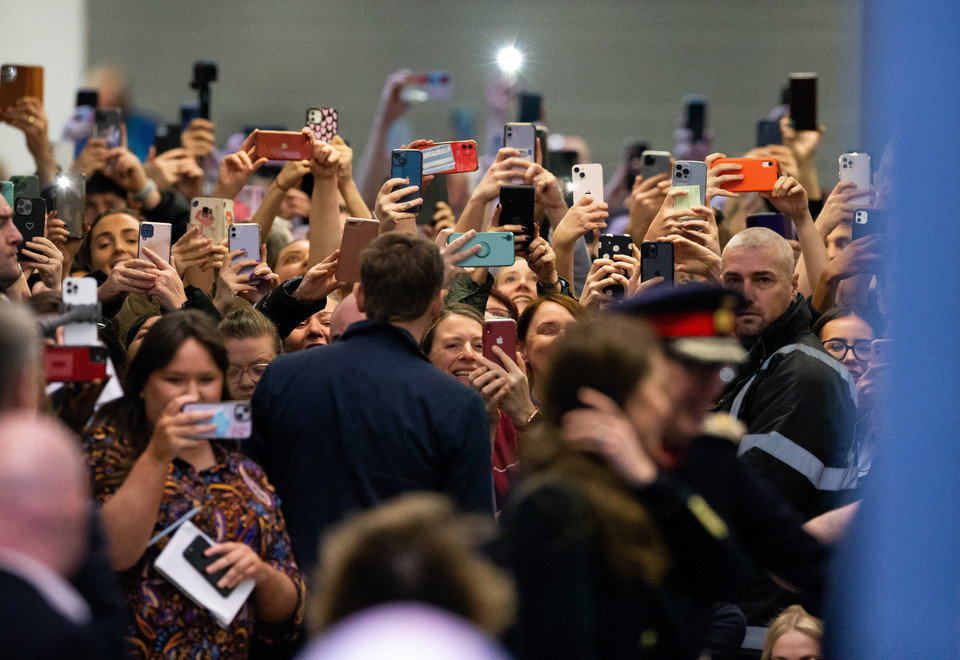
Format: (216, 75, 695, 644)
(427, 314, 483, 386)
(521, 302, 578, 381)
(224, 335, 278, 400)
(127, 315, 161, 359)
(494, 258, 538, 314)
(274, 239, 309, 282)
(142, 337, 224, 425)
(819, 315, 875, 382)
(622, 350, 675, 468)
(770, 628, 822, 660)
(90, 213, 139, 275)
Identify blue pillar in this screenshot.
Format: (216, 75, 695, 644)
(830, 1, 960, 656)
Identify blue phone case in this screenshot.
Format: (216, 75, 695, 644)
(448, 232, 516, 267)
(391, 149, 423, 213)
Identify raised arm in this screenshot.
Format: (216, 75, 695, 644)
(356, 70, 411, 208)
(307, 140, 342, 267)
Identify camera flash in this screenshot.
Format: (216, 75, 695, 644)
(497, 46, 523, 74)
(57, 175, 71, 189)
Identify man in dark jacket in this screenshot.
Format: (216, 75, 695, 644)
(717, 227, 858, 520)
(249, 233, 494, 575)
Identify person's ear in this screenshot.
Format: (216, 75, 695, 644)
(429, 290, 444, 318)
(355, 285, 366, 313)
(791, 271, 800, 297)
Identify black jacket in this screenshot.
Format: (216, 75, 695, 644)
(716, 295, 858, 520)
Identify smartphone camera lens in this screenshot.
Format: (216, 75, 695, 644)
(141, 224, 154, 238)
(643, 243, 657, 258)
(579, 171, 586, 178)
(682, 168, 690, 176)
(235, 404, 251, 422)
(645, 155, 655, 165)
(397, 155, 406, 165)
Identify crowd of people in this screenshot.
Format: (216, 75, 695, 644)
(0, 62, 891, 659)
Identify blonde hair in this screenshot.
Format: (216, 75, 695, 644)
(761, 604, 823, 660)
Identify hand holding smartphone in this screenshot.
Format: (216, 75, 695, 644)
(254, 131, 312, 161)
(483, 319, 518, 371)
(391, 149, 423, 214)
(181, 401, 253, 439)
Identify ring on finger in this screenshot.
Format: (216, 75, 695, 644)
(28, 115, 36, 124)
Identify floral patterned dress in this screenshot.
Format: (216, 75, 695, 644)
(83, 427, 305, 659)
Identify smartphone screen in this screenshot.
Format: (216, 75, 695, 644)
(54, 174, 86, 239)
(789, 73, 818, 131)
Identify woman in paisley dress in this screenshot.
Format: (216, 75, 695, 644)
(82, 310, 304, 658)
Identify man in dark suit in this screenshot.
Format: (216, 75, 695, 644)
(250, 233, 493, 574)
(0, 413, 100, 659)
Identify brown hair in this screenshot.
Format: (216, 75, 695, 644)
(761, 604, 823, 660)
(219, 307, 283, 356)
(519, 315, 670, 585)
(360, 233, 444, 322)
(516, 294, 585, 343)
(309, 492, 515, 637)
(420, 304, 483, 355)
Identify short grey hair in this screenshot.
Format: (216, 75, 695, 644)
(0, 302, 42, 410)
(722, 227, 795, 277)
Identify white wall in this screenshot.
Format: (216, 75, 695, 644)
(0, 0, 87, 178)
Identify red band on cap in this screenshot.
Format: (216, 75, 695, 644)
(648, 311, 717, 338)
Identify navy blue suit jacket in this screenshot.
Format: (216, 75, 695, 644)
(248, 320, 494, 573)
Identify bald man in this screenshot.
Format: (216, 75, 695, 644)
(0, 413, 98, 658)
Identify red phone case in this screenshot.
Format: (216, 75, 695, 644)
(255, 131, 312, 161)
(483, 319, 518, 370)
(418, 141, 479, 175)
(715, 158, 779, 193)
(42, 346, 107, 382)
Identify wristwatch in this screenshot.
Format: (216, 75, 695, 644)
(133, 179, 158, 203)
(515, 408, 543, 432)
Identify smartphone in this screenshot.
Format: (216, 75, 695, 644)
(535, 125, 549, 169)
(0, 181, 12, 207)
(53, 174, 86, 239)
(852, 209, 885, 242)
(0, 64, 44, 111)
(756, 119, 783, 147)
(483, 318, 518, 370)
(503, 122, 536, 161)
(255, 131, 311, 161)
(138, 221, 172, 263)
(391, 149, 423, 213)
(713, 157, 778, 193)
(13, 196, 45, 262)
(789, 73, 818, 131)
(228, 223, 261, 276)
(336, 217, 380, 282)
(518, 92, 542, 123)
(154, 123, 182, 155)
(640, 241, 674, 284)
(42, 345, 107, 383)
(640, 151, 672, 180)
(499, 185, 536, 248)
(683, 95, 707, 141)
(92, 108, 123, 148)
(190, 198, 234, 243)
(306, 107, 338, 142)
(11, 175, 40, 200)
(419, 140, 479, 176)
(75, 88, 98, 109)
(871, 339, 892, 366)
(839, 152, 871, 192)
(599, 234, 633, 300)
(419, 174, 448, 225)
(447, 232, 515, 267)
(62, 277, 100, 346)
(672, 160, 707, 206)
(548, 149, 578, 204)
(400, 71, 453, 102)
(624, 139, 651, 186)
(182, 401, 253, 440)
(182, 535, 234, 598)
(747, 212, 794, 239)
(571, 164, 604, 205)
(180, 103, 202, 128)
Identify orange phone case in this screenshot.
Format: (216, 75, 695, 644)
(336, 218, 381, 282)
(254, 131, 311, 161)
(715, 157, 778, 193)
(0, 64, 43, 111)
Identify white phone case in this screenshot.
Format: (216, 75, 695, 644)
(503, 122, 536, 161)
(571, 163, 604, 205)
(228, 223, 261, 277)
(838, 152, 871, 192)
(61, 276, 100, 346)
(190, 198, 235, 243)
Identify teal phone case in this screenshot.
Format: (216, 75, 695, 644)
(449, 232, 516, 267)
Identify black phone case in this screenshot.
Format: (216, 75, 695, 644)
(599, 234, 632, 300)
(13, 196, 45, 261)
(852, 209, 885, 242)
(182, 536, 234, 598)
(499, 185, 536, 246)
(789, 75, 818, 131)
(640, 241, 674, 284)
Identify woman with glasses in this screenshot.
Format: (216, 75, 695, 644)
(219, 307, 283, 400)
(812, 307, 876, 383)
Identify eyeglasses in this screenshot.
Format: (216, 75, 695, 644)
(226, 362, 271, 382)
(822, 339, 873, 362)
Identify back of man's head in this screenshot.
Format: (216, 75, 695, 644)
(360, 233, 444, 322)
(0, 413, 90, 577)
(0, 302, 42, 412)
(722, 227, 795, 278)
